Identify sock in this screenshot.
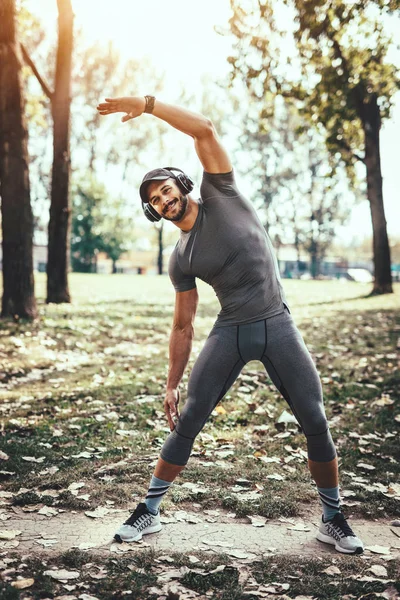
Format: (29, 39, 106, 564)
(144, 475, 173, 515)
(317, 485, 341, 521)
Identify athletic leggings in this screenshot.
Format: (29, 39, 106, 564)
(160, 306, 337, 466)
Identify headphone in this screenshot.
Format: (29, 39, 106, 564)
(141, 167, 194, 223)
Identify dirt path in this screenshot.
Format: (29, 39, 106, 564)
(3, 506, 400, 560)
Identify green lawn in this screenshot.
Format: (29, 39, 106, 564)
(0, 275, 399, 599)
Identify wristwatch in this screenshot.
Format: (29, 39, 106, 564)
(144, 95, 156, 114)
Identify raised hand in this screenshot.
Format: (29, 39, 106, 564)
(96, 96, 145, 122)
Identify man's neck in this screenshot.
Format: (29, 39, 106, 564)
(174, 197, 199, 232)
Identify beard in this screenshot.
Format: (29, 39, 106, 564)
(162, 194, 188, 222)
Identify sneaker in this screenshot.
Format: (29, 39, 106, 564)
(316, 511, 364, 554)
(114, 502, 162, 543)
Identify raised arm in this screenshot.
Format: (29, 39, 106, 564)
(97, 96, 232, 174)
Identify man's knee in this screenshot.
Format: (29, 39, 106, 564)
(305, 426, 337, 462)
(160, 429, 193, 467)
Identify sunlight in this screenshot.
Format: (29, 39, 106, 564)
(25, 0, 233, 86)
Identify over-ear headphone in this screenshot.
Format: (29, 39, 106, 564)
(141, 167, 194, 223)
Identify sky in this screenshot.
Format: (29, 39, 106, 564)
(25, 0, 400, 243)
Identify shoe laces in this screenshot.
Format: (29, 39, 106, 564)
(124, 503, 150, 527)
(329, 512, 355, 537)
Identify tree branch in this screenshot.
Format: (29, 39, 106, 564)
(20, 43, 53, 101)
(336, 136, 365, 164)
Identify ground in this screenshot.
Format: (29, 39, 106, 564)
(0, 275, 399, 599)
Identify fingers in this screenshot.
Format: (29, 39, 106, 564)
(121, 113, 134, 122)
(166, 408, 175, 431)
(96, 98, 121, 115)
(164, 401, 179, 431)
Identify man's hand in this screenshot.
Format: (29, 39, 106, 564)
(96, 97, 145, 123)
(164, 388, 180, 431)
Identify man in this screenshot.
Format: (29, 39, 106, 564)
(97, 95, 364, 554)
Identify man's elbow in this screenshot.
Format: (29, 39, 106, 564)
(172, 322, 195, 338)
(196, 118, 216, 140)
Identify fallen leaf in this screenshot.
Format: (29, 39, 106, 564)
(68, 482, 86, 493)
(0, 540, 19, 548)
(202, 539, 233, 548)
(226, 549, 257, 559)
(11, 578, 34, 589)
(369, 565, 388, 577)
(72, 452, 93, 459)
(188, 555, 200, 563)
(157, 567, 190, 582)
(43, 569, 80, 581)
(287, 523, 311, 532)
(85, 507, 110, 519)
(248, 515, 267, 527)
(181, 482, 209, 494)
(0, 451, 9, 461)
(22, 456, 46, 463)
(0, 530, 21, 540)
(36, 539, 58, 547)
(356, 462, 376, 471)
(38, 506, 58, 517)
(322, 566, 341, 575)
(365, 545, 391, 555)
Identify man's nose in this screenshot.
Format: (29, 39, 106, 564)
(163, 195, 172, 208)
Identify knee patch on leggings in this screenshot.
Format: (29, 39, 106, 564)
(305, 427, 337, 462)
(160, 428, 194, 467)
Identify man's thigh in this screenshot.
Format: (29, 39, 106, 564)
(179, 324, 244, 437)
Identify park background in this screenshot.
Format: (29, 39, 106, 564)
(0, 1, 400, 599)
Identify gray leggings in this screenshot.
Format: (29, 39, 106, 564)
(161, 307, 337, 466)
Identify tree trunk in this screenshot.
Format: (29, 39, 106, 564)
(46, 0, 73, 303)
(157, 222, 164, 275)
(362, 96, 392, 295)
(0, 0, 37, 320)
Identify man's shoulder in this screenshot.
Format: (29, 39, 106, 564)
(200, 169, 238, 202)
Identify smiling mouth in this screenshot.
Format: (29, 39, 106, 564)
(165, 200, 177, 212)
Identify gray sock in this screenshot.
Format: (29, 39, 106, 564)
(144, 475, 173, 515)
(317, 485, 341, 521)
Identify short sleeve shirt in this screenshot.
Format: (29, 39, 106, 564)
(168, 170, 288, 327)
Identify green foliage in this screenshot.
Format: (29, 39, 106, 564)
(228, 0, 400, 171)
(239, 99, 352, 273)
(70, 177, 132, 272)
(71, 180, 104, 272)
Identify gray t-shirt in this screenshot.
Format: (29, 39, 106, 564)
(168, 170, 288, 327)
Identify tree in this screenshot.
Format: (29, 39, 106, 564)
(0, 0, 37, 320)
(22, 0, 74, 303)
(71, 185, 102, 273)
(227, 0, 400, 293)
(238, 98, 351, 275)
(71, 178, 133, 274)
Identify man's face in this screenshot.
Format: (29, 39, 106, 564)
(147, 178, 188, 222)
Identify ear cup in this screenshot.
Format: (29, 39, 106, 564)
(175, 172, 194, 195)
(165, 167, 194, 195)
(142, 202, 162, 222)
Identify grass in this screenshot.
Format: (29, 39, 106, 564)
(0, 274, 399, 598)
(0, 548, 399, 599)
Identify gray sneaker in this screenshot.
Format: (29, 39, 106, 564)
(316, 511, 364, 554)
(114, 502, 162, 543)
